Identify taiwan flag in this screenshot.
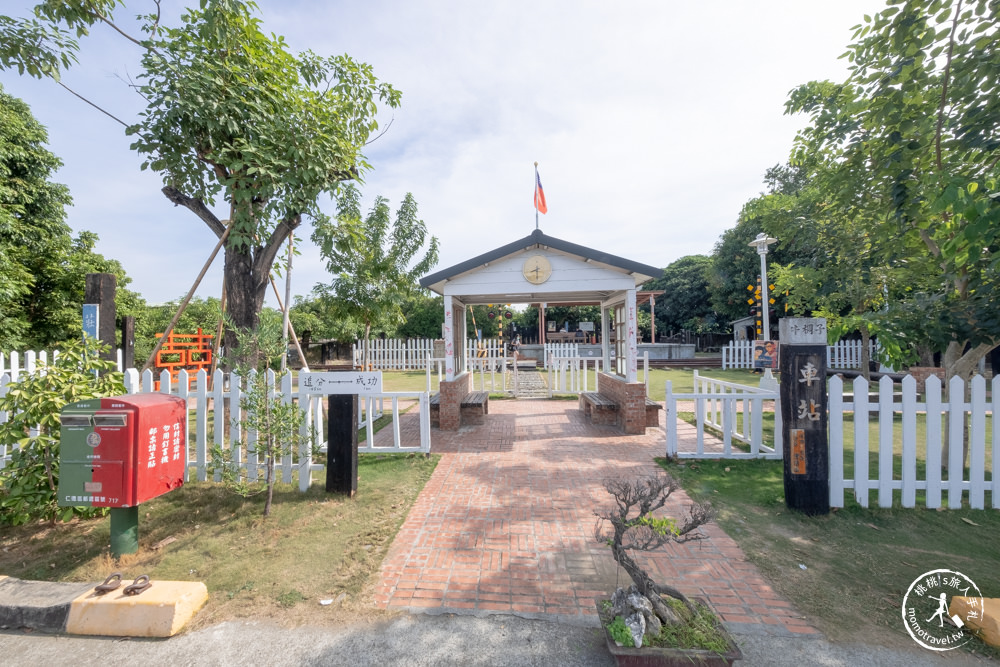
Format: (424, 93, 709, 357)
(534, 171, 548, 214)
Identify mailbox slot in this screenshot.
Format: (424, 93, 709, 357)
(94, 413, 128, 427)
(62, 414, 92, 426)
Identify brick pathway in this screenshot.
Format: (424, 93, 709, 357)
(374, 399, 818, 637)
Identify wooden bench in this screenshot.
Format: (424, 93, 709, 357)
(460, 391, 489, 425)
(579, 391, 618, 425)
(645, 397, 663, 427)
(428, 393, 440, 428)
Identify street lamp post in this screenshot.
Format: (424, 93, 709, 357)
(749, 232, 778, 381)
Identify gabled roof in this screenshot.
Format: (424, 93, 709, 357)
(419, 229, 662, 298)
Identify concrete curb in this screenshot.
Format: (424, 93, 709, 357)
(0, 575, 207, 637)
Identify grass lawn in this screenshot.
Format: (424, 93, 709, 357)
(663, 456, 1000, 660)
(641, 368, 766, 400)
(0, 453, 438, 629)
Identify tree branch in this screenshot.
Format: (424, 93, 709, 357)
(934, 0, 962, 172)
(161, 185, 227, 237)
(56, 80, 128, 127)
(85, 7, 162, 58)
(254, 213, 302, 280)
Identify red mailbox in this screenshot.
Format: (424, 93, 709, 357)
(59, 394, 187, 508)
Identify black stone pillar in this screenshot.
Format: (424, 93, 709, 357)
(326, 394, 358, 496)
(779, 318, 830, 515)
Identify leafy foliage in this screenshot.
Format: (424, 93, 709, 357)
(0, 336, 124, 525)
(642, 256, 722, 334)
(607, 614, 633, 646)
(779, 0, 1000, 376)
(312, 185, 439, 367)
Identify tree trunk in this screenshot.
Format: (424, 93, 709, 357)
(940, 341, 994, 470)
(222, 242, 268, 370)
(363, 321, 372, 371)
(612, 542, 690, 625)
(160, 185, 300, 372)
(860, 326, 872, 382)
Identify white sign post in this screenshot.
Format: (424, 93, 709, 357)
(298, 371, 382, 497)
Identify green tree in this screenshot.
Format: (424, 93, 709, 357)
(396, 292, 443, 340)
(709, 165, 808, 328)
(783, 0, 1000, 380)
(0, 84, 143, 350)
(1, 1, 400, 365)
(289, 293, 363, 345)
(312, 185, 439, 369)
(643, 256, 721, 335)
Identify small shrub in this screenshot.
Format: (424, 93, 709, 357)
(607, 614, 633, 646)
(0, 337, 124, 525)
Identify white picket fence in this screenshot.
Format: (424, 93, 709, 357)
(665, 371, 782, 459)
(722, 339, 879, 370)
(544, 343, 579, 365)
(1, 349, 125, 380)
(352, 338, 436, 370)
(547, 356, 602, 395)
(1, 367, 430, 486)
(829, 374, 998, 510)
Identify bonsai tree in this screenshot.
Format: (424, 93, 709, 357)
(595, 472, 716, 627)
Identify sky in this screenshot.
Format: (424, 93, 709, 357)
(2, 0, 887, 308)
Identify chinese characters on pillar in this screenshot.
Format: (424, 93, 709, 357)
(789, 357, 825, 476)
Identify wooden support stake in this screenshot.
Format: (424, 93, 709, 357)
(269, 274, 309, 372)
(140, 225, 230, 374)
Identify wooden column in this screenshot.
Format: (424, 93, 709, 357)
(625, 288, 638, 383)
(85, 273, 116, 363)
(779, 318, 830, 515)
(122, 316, 135, 371)
(443, 295, 455, 381)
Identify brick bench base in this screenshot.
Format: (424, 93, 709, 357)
(645, 398, 663, 427)
(460, 391, 489, 425)
(429, 393, 440, 428)
(579, 391, 618, 425)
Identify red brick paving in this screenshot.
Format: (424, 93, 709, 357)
(375, 399, 818, 637)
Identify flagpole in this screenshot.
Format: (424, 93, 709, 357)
(534, 161, 539, 230)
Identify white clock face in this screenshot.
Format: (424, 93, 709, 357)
(522, 255, 552, 284)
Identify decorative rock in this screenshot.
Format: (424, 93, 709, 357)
(627, 591, 661, 636)
(625, 611, 646, 648)
(611, 586, 630, 617)
(950, 597, 1000, 648)
(627, 592, 654, 617)
(644, 606, 663, 637)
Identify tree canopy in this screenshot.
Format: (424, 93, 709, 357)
(0, 84, 142, 350)
(774, 0, 1000, 377)
(0, 1, 401, 363)
(642, 256, 721, 335)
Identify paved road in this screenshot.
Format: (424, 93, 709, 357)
(2, 612, 989, 666)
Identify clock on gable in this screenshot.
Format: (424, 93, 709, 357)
(522, 254, 552, 285)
